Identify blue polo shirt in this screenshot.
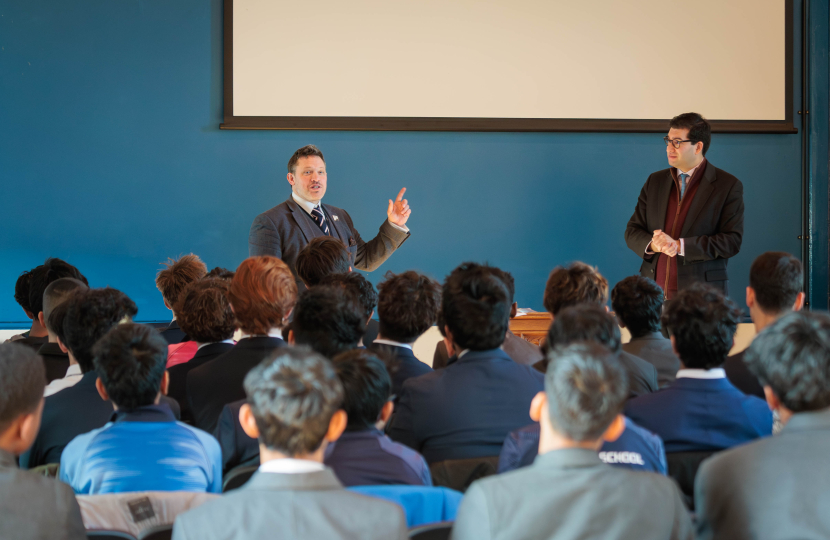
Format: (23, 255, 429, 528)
(60, 404, 222, 494)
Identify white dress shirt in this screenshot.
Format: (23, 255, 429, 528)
(237, 329, 285, 341)
(44, 364, 83, 397)
(197, 339, 234, 351)
(259, 458, 326, 474)
(675, 368, 726, 379)
(292, 191, 409, 233)
(372, 338, 413, 349)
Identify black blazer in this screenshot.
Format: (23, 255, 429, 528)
(534, 351, 658, 399)
(624, 161, 744, 295)
(167, 342, 235, 424)
(160, 320, 188, 345)
(214, 399, 260, 474)
(36, 342, 70, 383)
(187, 337, 286, 434)
(622, 332, 681, 388)
(723, 349, 765, 398)
(368, 343, 433, 397)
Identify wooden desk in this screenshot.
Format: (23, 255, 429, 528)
(509, 312, 552, 346)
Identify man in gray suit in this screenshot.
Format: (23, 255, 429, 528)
(0, 343, 86, 540)
(451, 342, 692, 540)
(249, 144, 411, 290)
(695, 311, 830, 540)
(173, 347, 407, 540)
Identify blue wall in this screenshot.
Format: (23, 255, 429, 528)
(0, 0, 822, 325)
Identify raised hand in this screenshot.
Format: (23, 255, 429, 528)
(387, 187, 412, 227)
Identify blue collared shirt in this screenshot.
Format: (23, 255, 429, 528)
(60, 404, 222, 494)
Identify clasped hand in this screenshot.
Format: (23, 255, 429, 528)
(651, 230, 679, 257)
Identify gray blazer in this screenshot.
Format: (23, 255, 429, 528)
(695, 408, 830, 540)
(622, 332, 681, 388)
(172, 468, 407, 540)
(451, 448, 692, 540)
(0, 449, 86, 540)
(249, 197, 410, 289)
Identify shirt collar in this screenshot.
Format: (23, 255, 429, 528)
(197, 339, 234, 351)
(64, 364, 82, 377)
(676, 368, 726, 379)
(676, 160, 703, 177)
(111, 403, 177, 423)
(372, 338, 413, 350)
(238, 329, 284, 340)
(259, 457, 326, 474)
(292, 191, 322, 215)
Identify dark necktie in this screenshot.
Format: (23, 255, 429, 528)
(310, 206, 330, 235)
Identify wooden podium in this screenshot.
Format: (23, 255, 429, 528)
(508, 312, 552, 346)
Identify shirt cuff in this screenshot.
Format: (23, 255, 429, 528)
(388, 220, 409, 233)
(679, 238, 685, 257)
(645, 242, 655, 255)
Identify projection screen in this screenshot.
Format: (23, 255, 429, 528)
(222, 0, 794, 132)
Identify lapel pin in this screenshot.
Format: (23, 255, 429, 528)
(332, 215, 339, 221)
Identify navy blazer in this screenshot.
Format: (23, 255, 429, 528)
(387, 348, 544, 463)
(167, 341, 235, 424)
(215, 399, 260, 474)
(624, 376, 772, 453)
(368, 343, 432, 398)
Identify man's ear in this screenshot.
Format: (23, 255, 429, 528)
(529, 391, 546, 423)
(37, 312, 46, 328)
(160, 371, 169, 396)
(239, 403, 261, 440)
(367, 310, 375, 325)
(670, 335, 679, 357)
(163, 299, 171, 311)
(746, 286, 755, 309)
(695, 141, 704, 155)
(615, 315, 626, 329)
(348, 266, 353, 273)
(95, 377, 110, 402)
(23, 309, 35, 322)
(793, 292, 806, 312)
(763, 386, 780, 412)
(287, 172, 295, 187)
(326, 410, 347, 443)
(56, 336, 69, 354)
(288, 330, 296, 345)
(510, 302, 518, 319)
(379, 400, 394, 424)
(601, 414, 626, 443)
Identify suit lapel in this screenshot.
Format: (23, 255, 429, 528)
(680, 163, 717, 238)
(652, 170, 673, 229)
(322, 203, 352, 245)
(287, 198, 323, 244)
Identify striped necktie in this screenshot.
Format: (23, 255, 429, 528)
(679, 173, 690, 200)
(310, 206, 330, 235)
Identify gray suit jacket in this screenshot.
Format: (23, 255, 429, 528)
(451, 448, 692, 540)
(249, 197, 410, 289)
(0, 449, 86, 540)
(622, 332, 681, 388)
(695, 408, 830, 540)
(172, 468, 407, 540)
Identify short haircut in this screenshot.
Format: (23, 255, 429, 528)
(543, 262, 608, 316)
(377, 271, 441, 343)
(173, 279, 235, 343)
(332, 349, 391, 429)
(47, 300, 73, 344)
(155, 254, 208, 308)
(661, 283, 742, 369)
(287, 144, 325, 174)
(547, 304, 622, 353)
(93, 324, 167, 410)
(205, 267, 235, 281)
(745, 311, 830, 412)
(0, 343, 46, 432)
(229, 256, 298, 335)
(295, 237, 350, 287)
(545, 343, 628, 441)
(442, 262, 510, 351)
(749, 251, 803, 314)
(43, 278, 89, 332)
(62, 288, 138, 373)
(610, 276, 664, 338)
(14, 270, 33, 314)
(244, 347, 343, 456)
(27, 258, 88, 317)
(319, 272, 377, 321)
(669, 112, 712, 155)
(291, 286, 366, 359)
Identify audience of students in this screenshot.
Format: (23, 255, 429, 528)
(451, 343, 692, 540)
(39, 277, 90, 386)
(625, 283, 773, 452)
(612, 275, 680, 387)
(172, 347, 408, 540)
(155, 254, 208, 344)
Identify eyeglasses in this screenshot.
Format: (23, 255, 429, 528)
(663, 136, 693, 149)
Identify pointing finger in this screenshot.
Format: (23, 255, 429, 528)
(395, 188, 407, 202)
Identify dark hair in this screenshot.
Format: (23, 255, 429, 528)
(669, 112, 711, 155)
(155, 254, 208, 310)
(745, 311, 830, 412)
(610, 276, 664, 338)
(27, 258, 88, 317)
(377, 271, 441, 343)
(332, 349, 391, 429)
(319, 272, 377, 321)
(487, 267, 515, 304)
(205, 267, 235, 281)
(292, 286, 366, 358)
(43, 278, 89, 332)
(0, 343, 46, 432)
(62, 288, 138, 373)
(661, 283, 742, 369)
(14, 270, 33, 315)
(295, 237, 351, 287)
(545, 343, 628, 441)
(93, 324, 167, 410)
(287, 144, 325, 174)
(230, 256, 297, 334)
(543, 262, 608, 316)
(749, 252, 803, 314)
(442, 262, 510, 351)
(173, 279, 235, 343)
(47, 300, 72, 345)
(244, 347, 343, 456)
(547, 304, 622, 353)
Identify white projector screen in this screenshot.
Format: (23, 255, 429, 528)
(222, 0, 794, 132)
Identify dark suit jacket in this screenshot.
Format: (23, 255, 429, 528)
(433, 331, 544, 369)
(625, 162, 744, 295)
(695, 408, 830, 540)
(722, 349, 765, 398)
(623, 332, 681, 388)
(249, 197, 410, 291)
(451, 448, 693, 540)
(214, 399, 260, 474)
(364, 318, 379, 346)
(160, 320, 188, 345)
(36, 342, 70, 383)
(368, 343, 432, 397)
(187, 337, 286, 434)
(387, 348, 544, 463)
(533, 350, 658, 399)
(167, 342, 235, 424)
(0, 449, 87, 540)
(625, 376, 772, 453)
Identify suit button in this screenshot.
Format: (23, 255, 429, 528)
(650, 269, 654, 273)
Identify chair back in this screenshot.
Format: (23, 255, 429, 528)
(222, 464, 259, 492)
(86, 532, 137, 540)
(429, 456, 499, 492)
(138, 524, 173, 540)
(30, 462, 60, 478)
(408, 521, 453, 539)
(348, 485, 462, 528)
(666, 450, 715, 510)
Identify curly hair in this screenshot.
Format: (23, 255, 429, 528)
(230, 257, 298, 335)
(377, 271, 441, 343)
(155, 254, 207, 310)
(442, 262, 511, 351)
(610, 276, 664, 338)
(319, 272, 377, 321)
(173, 279, 235, 343)
(295, 237, 350, 287)
(543, 262, 608, 316)
(749, 252, 803, 314)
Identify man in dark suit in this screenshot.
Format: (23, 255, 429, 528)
(625, 284, 772, 453)
(155, 254, 207, 344)
(625, 113, 744, 299)
(0, 343, 86, 540)
(696, 311, 830, 540)
(451, 343, 692, 540)
(187, 257, 296, 434)
(38, 277, 89, 385)
(387, 262, 544, 463)
(612, 276, 680, 387)
(249, 144, 411, 292)
(724, 252, 804, 398)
